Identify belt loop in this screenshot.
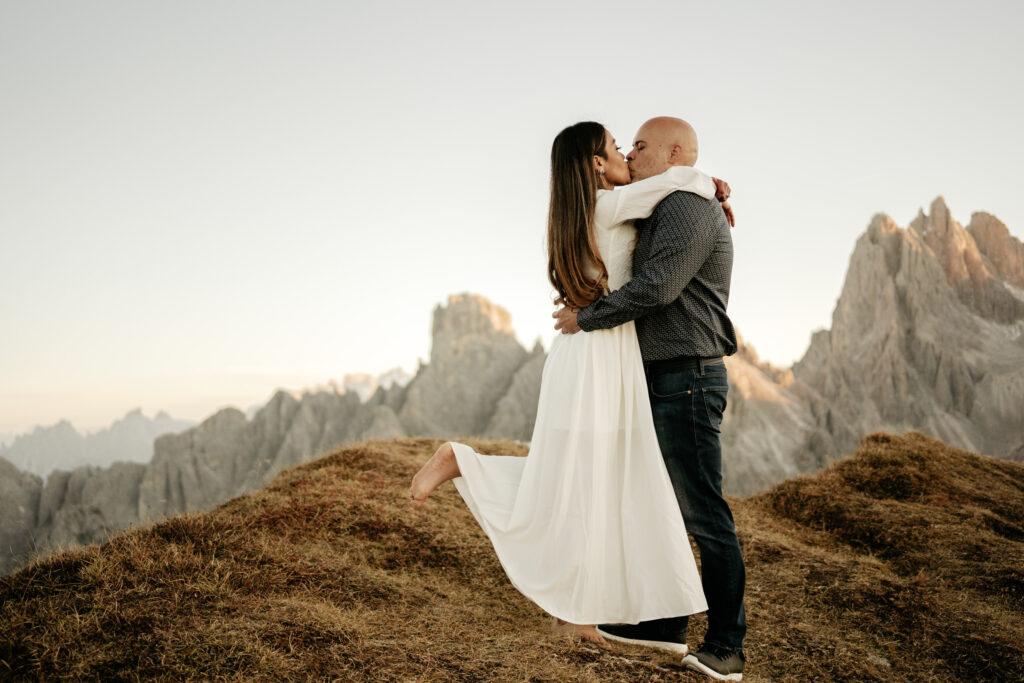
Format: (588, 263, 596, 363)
(699, 357, 705, 375)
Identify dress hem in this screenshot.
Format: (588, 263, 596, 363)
(451, 449, 709, 626)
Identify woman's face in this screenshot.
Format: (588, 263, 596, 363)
(597, 130, 631, 187)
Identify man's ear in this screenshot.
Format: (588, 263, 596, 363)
(667, 143, 682, 164)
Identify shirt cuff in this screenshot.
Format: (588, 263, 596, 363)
(576, 305, 595, 331)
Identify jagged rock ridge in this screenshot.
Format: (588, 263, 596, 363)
(791, 197, 1024, 463)
(720, 198, 1024, 490)
(0, 294, 543, 574)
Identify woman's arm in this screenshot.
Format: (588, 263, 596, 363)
(595, 166, 717, 227)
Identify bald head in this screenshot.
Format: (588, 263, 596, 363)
(627, 116, 699, 181)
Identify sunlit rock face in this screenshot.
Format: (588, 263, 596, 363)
(720, 335, 822, 494)
(969, 212, 1024, 289)
(705, 198, 1024, 493)
(788, 197, 1024, 474)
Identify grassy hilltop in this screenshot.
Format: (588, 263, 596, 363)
(2, 433, 1023, 682)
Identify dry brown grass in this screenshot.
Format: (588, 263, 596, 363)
(2, 432, 1022, 681)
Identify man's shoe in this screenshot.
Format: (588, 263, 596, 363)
(682, 643, 745, 681)
(594, 622, 688, 654)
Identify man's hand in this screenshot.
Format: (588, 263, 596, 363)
(712, 177, 731, 202)
(553, 307, 581, 334)
(721, 199, 735, 227)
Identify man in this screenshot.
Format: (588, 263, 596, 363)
(554, 116, 746, 681)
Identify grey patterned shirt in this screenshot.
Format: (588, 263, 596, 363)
(576, 190, 738, 360)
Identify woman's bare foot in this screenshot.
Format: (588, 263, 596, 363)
(551, 618, 607, 644)
(410, 442, 460, 509)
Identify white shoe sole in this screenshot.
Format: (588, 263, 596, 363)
(682, 653, 743, 681)
(594, 628, 688, 655)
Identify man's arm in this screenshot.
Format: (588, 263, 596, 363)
(598, 166, 716, 227)
(575, 192, 720, 331)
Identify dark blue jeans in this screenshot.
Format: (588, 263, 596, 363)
(642, 360, 746, 652)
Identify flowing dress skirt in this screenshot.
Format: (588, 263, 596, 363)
(451, 321, 707, 624)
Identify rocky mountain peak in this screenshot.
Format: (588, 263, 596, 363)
(866, 212, 900, 238)
(902, 197, 1024, 323)
(341, 368, 412, 402)
(50, 419, 78, 435)
(968, 211, 1024, 289)
(399, 293, 530, 437)
(794, 196, 1024, 464)
(122, 408, 145, 421)
(431, 293, 516, 342)
(910, 196, 978, 280)
(909, 196, 954, 236)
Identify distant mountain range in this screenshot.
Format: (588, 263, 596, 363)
(1, 196, 1022, 576)
(341, 367, 413, 401)
(1, 368, 413, 480)
(0, 410, 195, 480)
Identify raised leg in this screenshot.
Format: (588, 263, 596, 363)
(410, 442, 461, 509)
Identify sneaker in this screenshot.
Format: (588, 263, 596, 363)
(594, 622, 688, 655)
(682, 644, 745, 681)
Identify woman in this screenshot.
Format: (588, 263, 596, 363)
(410, 121, 725, 642)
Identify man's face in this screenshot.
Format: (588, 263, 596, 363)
(626, 124, 671, 181)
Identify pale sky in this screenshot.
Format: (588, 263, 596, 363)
(2, 0, 1022, 434)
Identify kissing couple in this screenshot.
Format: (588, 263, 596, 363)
(411, 116, 747, 681)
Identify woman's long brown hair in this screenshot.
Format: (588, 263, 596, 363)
(547, 121, 609, 310)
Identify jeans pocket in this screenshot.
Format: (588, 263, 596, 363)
(650, 371, 694, 399)
(701, 385, 728, 432)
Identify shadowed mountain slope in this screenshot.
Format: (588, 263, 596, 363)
(2, 432, 1021, 682)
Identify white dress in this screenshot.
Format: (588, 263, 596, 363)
(451, 167, 718, 624)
